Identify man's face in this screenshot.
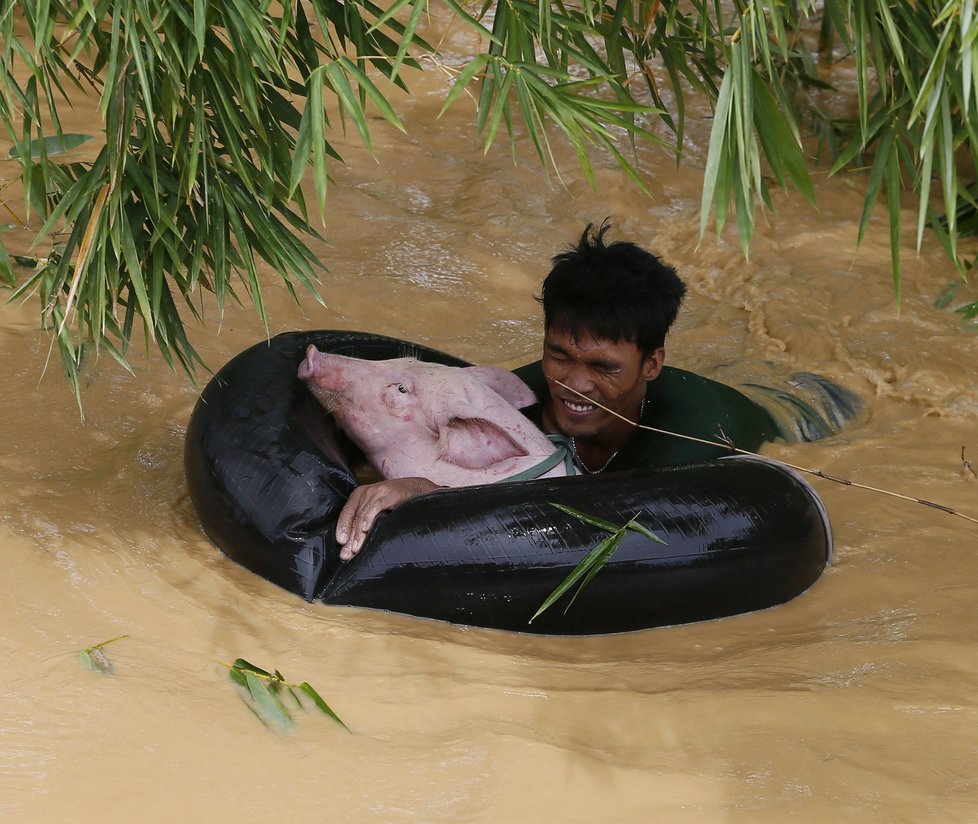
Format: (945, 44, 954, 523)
(541, 326, 664, 441)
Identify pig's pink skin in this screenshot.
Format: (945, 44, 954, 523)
(299, 345, 567, 486)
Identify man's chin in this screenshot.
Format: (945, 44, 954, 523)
(555, 415, 602, 440)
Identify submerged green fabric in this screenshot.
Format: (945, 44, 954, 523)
(512, 361, 779, 470)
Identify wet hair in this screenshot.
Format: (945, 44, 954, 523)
(537, 221, 687, 354)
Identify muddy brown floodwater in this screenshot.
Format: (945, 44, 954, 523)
(2, 48, 978, 824)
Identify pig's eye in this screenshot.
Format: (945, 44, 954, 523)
(396, 384, 407, 393)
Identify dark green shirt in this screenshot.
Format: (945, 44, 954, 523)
(512, 361, 779, 470)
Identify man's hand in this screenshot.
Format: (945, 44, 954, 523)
(335, 477, 443, 561)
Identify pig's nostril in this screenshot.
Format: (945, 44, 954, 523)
(298, 346, 318, 380)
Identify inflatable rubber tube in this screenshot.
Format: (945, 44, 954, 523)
(184, 330, 831, 635)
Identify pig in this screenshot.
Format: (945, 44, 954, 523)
(298, 345, 570, 487)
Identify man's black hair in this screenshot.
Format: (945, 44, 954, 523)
(537, 221, 687, 354)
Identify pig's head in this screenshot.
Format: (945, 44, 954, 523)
(298, 345, 552, 482)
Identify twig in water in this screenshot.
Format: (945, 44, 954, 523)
(78, 634, 127, 674)
(963, 447, 977, 481)
(552, 379, 978, 528)
(225, 658, 349, 732)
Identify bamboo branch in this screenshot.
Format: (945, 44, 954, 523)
(552, 379, 978, 527)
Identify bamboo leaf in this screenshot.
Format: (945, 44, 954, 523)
(307, 65, 329, 214)
(336, 57, 405, 132)
(232, 658, 274, 679)
(531, 511, 666, 622)
(289, 99, 315, 197)
(701, 66, 734, 237)
(298, 682, 350, 731)
(875, 0, 908, 80)
(7, 133, 92, 158)
(568, 530, 626, 610)
(937, 93, 956, 259)
(481, 67, 514, 151)
(625, 520, 667, 544)
(885, 134, 903, 308)
(227, 660, 347, 732)
(387, 0, 428, 83)
(244, 671, 293, 730)
(853, 0, 869, 137)
(117, 211, 155, 341)
(751, 71, 815, 204)
(440, 0, 496, 41)
(78, 635, 127, 675)
(439, 54, 492, 117)
(529, 532, 619, 623)
(956, 299, 978, 322)
(909, 21, 954, 126)
(916, 129, 936, 253)
(857, 125, 895, 246)
(367, 0, 415, 34)
(325, 61, 373, 149)
(193, 0, 206, 61)
(549, 501, 621, 534)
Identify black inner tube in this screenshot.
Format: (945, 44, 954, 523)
(184, 330, 831, 634)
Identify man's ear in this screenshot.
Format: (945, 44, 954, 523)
(642, 347, 666, 381)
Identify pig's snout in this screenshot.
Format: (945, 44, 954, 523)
(298, 345, 320, 381)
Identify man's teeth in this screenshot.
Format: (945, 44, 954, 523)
(565, 400, 594, 413)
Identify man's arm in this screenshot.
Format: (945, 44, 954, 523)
(335, 477, 444, 560)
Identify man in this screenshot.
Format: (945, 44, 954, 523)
(514, 220, 685, 474)
(335, 222, 777, 559)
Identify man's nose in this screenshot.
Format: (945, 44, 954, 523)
(563, 362, 595, 392)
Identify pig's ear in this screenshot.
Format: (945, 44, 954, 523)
(439, 417, 529, 469)
(463, 367, 537, 409)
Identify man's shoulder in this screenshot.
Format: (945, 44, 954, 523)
(631, 365, 777, 466)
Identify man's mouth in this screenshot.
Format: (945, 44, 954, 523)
(561, 397, 597, 416)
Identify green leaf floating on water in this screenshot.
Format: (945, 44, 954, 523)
(78, 635, 128, 674)
(530, 505, 666, 623)
(245, 671, 293, 730)
(227, 658, 348, 732)
(298, 681, 349, 730)
(7, 133, 92, 158)
(231, 658, 273, 679)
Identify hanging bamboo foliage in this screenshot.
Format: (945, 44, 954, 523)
(1, 1, 976, 400)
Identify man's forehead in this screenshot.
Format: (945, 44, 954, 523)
(544, 326, 643, 362)
(545, 325, 631, 349)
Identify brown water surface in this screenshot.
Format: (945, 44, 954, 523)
(2, 49, 978, 824)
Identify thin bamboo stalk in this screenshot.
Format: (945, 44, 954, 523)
(553, 379, 978, 527)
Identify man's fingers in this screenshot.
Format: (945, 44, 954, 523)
(335, 479, 438, 562)
(336, 487, 366, 544)
(336, 487, 390, 559)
